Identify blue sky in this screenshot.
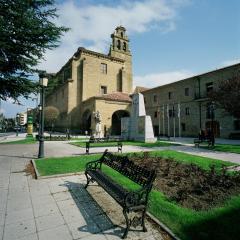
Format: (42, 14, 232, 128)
(2, 0, 240, 117)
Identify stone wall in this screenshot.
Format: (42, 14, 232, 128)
(143, 64, 240, 138)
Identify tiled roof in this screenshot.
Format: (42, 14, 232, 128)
(134, 86, 150, 93)
(96, 92, 132, 102)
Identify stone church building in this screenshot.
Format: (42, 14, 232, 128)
(46, 26, 240, 138)
(46, 26, 133, 135)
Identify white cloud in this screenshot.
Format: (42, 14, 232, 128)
(0, 108, 5, 114)
(38, 0, 189, 72)
(221, 59, 240, 67)
(134, 70, 194, 88)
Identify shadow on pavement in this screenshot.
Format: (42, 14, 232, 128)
(62, 181, 125, 238)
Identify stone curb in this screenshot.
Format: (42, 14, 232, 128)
(146, 212, 181, 240)
(31, 160, 181, 240)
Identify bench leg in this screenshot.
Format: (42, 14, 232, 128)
(142, 208, 147, 232)
(84, 172, 90, 189)
(122, 209, 130, 239)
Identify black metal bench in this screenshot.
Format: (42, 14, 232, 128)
(85, 150, 156, 239)
(86, 140, 122, 154)
(194, 138, 211, 147)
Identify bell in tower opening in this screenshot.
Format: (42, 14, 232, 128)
(109, 26, 131, 57)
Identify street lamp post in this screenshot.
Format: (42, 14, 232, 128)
(16, 113, 20, 136)
(38, 76, 48, 158)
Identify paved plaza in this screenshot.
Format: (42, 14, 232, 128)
(0, 134, 240, 240)
(0, 144, 165, 240)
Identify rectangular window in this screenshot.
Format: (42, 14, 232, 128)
(100, 63, 107, 74)
(101, 86, 107, 94)
(181, 123, 186, 131)
(64, 68, 71, 81)
(154, 111, 158, 118)
(185, 88, 189, 96)
(153, 95, 157, 103)
(185, 107, 190, 116)
(234, 120, 240, 130)
(206, 82, 213, 93)
(169, 107, 175, 118)
(168, 92, 173, 100)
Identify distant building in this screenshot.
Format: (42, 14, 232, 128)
(142, 63, 240, 138)
(19, 112, 27, 126)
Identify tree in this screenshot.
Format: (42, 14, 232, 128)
(44, 106, 59, 131)
(0, 0, 68, 101)
(209, 74, 240, 119)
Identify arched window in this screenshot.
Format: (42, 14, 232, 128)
(123, 42, 127, 51)
(117, 40, 121, 50)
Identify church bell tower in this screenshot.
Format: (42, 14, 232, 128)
(109, 26, 132, 93)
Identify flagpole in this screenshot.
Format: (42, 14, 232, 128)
(158, 107, 161, 137)
(178, 102, 181, 138)
(167, 104, 170, 138)
(173, 104, 175, 140)
(163, 105, 165, 137)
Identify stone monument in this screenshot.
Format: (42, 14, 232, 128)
(121, 93, 156, 142)
(93, 111, 103, 138)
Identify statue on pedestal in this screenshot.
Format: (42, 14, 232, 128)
(93, 111, 103, 138)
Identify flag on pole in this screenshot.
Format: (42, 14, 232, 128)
(178, 103, 181, 118)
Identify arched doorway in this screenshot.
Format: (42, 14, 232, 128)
(111, 110, 130, 135)
(205, 121, 220, 137)
(82, 109, 91, 134)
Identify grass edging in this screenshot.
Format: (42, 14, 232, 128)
(146, 212, 181, 240)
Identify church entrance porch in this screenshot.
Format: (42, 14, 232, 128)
(82, 109, 92, 134)
(111, 110, 130, 135)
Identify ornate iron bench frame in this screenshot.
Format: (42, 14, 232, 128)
(84, 150, 156, 239)
(194, 138, 212, 148)
(85, 140, 122, 154)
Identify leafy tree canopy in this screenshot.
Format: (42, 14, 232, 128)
(44, 105, 59, 127)
(0, 0, 68, 101)
(210, 74, 240, 119)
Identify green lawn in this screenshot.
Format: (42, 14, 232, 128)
(34, 150, 240, 240)
(202, 144, 240, 154)
(36, 154, 102, 176)
(0, 136, 36, 144)
(70, 140, 177, 148)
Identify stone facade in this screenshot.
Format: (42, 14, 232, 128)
(45, 25, 240, 138)
(45, 26, 132, 134)
(143, 63, 240, 138)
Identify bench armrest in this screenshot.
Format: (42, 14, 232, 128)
(85, 160, 101, 171)
(124, 188, 149, 208)
(85, 149, 108, 171)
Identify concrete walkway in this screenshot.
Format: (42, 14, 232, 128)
(0, 144, 165, 240)
(44, 141, 240, 165)
(1, 133, 239, 164)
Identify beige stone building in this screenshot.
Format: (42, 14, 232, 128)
(45, 25, 240, 139)
(45, 26, 132, 135)
(143, 63, 240, 139)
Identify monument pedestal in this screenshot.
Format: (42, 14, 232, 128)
(121, 93, 156, 143)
